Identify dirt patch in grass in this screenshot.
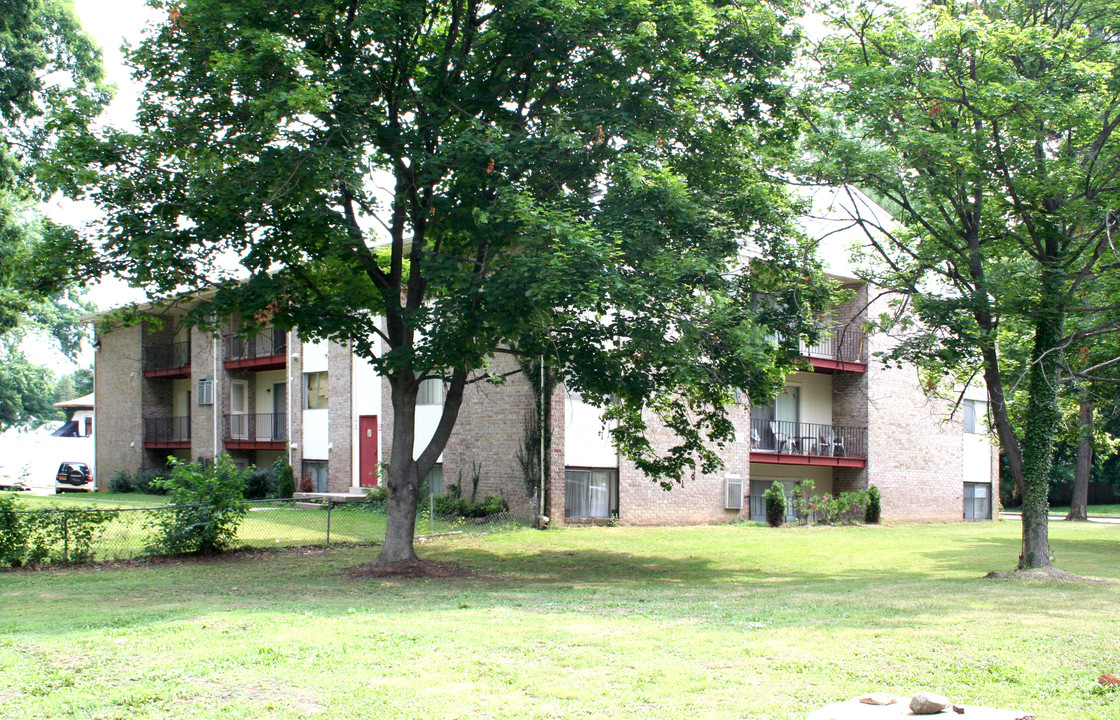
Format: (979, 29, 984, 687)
(983, 566, 1103, 583)
(345, 559, 476, 579)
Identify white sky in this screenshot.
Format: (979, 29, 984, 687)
(26, 0, 159, 372)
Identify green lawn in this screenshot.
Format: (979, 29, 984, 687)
(18, 492, 172, 508)
(1, 521, 1117, 720)
(4, 493, 461, 560)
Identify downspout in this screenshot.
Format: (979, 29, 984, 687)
(213, 331, 219, 457)
(538, 356, 547, 526)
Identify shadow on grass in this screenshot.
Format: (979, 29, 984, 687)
(909, 533, 1120, 580)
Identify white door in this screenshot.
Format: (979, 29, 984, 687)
(231, 381, 249, 439)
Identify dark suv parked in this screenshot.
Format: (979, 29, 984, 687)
(55, 462, 94, 492)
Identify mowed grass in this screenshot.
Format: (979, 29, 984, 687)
(7, 493, 391, 558)
(1, 521, 1117, 720)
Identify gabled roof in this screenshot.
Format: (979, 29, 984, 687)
(53, 393, 94, 409)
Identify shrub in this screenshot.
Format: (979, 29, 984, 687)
(148, 455, 249, 555)
(23, 508, 119, 564)
(133, 468, 169, 495)
(792, 479, 815, 525)
(0, 493, 27, 567)
(813, 491, 869, 525)
(243, 465, 273, 500)
(0, 494, 117, 566)
(273, 459, 295, 499)
(242, 459, 295, 500)
(362, 486, 388, 509)
(763, 483, 786, 527)
(108, 470, 134, 493)
(866, 485, 882, 524)
(431, 491, 506, 519)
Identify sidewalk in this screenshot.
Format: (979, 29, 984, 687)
(1001, 511, 1120, 524)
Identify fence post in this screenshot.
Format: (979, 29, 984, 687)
(326, 500, 332, 545)
(62, 513, 69, 563)
(430, 492, 434, 534)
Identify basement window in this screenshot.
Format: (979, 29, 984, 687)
(565, 468, 618, 519)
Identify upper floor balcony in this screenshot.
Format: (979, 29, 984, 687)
(224, 412, 288, 450)
(143, 340, 191, 379)
(797, 326, 867, 373)
(144, 416, 191, 449)
(749, 418, 867, 468)
(224, 328, 287, 371)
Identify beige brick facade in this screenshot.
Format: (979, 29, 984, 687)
(93, 323, 144, 487)
(94, 287, 998, 524)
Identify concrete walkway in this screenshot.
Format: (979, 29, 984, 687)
(1000, 512, 1120, 525)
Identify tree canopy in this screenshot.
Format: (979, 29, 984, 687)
(805, 0, 1120, 568)
(71, 0, 830, 561)
(0, 0, 104, 350)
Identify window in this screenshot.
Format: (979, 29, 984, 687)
(305, 371, 329, 409)
(963, 399, 988, 434)
(725, 475, 744, 510)
(303, 460, 328, 493)
(197, 377, 214, 405)
(417, 377, 443, 406)
(424, 464, 444, 496)
(565, 468, 618, 519)
(964, 482, 991, 520)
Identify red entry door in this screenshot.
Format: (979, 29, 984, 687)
(359, 415, 379, 487)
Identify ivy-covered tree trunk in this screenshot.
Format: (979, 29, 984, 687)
(1067, 394, 1093, 521)
(1018, 266, 1064, 569)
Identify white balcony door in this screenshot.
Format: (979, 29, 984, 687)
(775, 386, 800, 425)
(271, 382, 286, 440)
(231, 381, 249, 440)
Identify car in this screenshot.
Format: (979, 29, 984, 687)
(55, 462, 95, 492)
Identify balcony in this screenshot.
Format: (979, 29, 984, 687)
(224, 413, 288, 450)
(143, 341, 191, 378)
(799, 327, 867, 373)
(144, 416, 191, 449)
(224, 328, 287, 371)
(749, 418, 867, 467)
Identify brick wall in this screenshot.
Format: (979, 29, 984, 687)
(189, 327, 216, 461)
(93, 323, 144, 486)
(865, 295, 964, 521)
(328, 341, 353, 492)
(615, 402, 751, 525)
(441, 353, 536, 505)
(288, 333, 304, 485)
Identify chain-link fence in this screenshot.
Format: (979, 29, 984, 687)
(3, 497, 530, 566)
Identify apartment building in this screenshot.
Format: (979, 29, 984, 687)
(92, 189, 998, 523)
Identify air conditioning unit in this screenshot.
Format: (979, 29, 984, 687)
(725, 475, 744, 510)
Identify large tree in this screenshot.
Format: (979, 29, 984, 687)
(0, 0, 105, 343)
(806, 0, 1120, 569)
(0, 0, 104, 426)
(70, 0, 829, 562)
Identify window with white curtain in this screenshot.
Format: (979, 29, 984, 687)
(417, 377, 443, 406)
(963, 399, 988, 434)
(565, 468, 618, 519)
(305, 371, 328, 409)
(964, 482, 991, 520)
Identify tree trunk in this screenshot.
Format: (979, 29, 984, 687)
(376, 380, 422, 563)
(1018, 268, 1063, 569)
(375, 368, 469, 564)
(982, 351, 1024, 502)
(1067, 394, 1092, 521)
